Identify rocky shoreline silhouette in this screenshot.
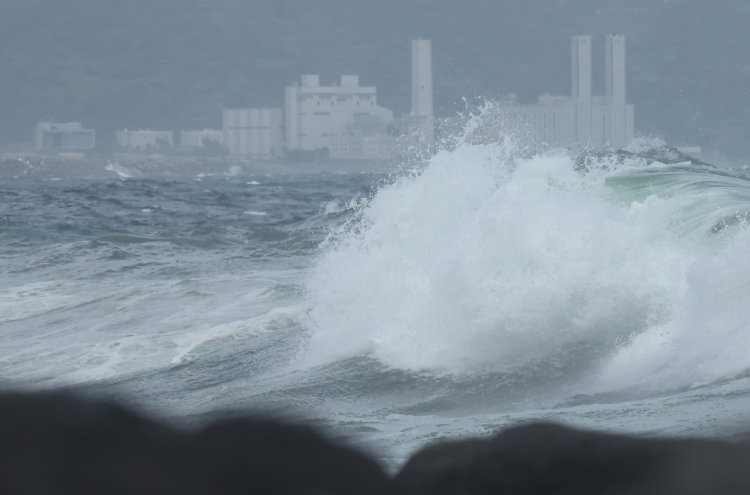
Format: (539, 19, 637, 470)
(2, 392, 750, 495)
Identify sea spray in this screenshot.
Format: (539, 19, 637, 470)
(6, 150, 750, 458)
(598, 224, 750, 391)
(304, 139, 699, 382)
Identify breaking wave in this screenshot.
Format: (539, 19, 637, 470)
(305, 136, 750, 396)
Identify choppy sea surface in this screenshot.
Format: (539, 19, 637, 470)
(3, 140, 750, 468)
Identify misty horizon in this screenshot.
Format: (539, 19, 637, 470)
(1, 0, 749, 161)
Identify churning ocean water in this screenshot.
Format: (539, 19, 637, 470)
(3, 136, 750, 468)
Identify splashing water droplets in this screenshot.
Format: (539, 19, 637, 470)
(304, 112, 750, 397)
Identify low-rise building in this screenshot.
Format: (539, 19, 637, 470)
(34, 122, 95, 152)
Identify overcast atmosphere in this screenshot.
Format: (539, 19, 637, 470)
(5, 2, 750, 493)
(1, 0, 749, 159)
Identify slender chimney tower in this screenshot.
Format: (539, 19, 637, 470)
(410, 39, 434, 148)
(412, 39, 433, 118)
(606, 35, 627, 104)
(571, 36, 592, 103)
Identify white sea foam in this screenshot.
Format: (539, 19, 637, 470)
(105, 162, 141, 178)
(324, 201, 345, 215)
(305, 137, 750, 393)
(0, 281, 81, 324)
(171, 305, 307, 364)
(597, 226, 750, 391)
(244, 211, 268, 216)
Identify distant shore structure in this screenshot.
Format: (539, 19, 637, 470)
(284, 75, 395, 160)
(494, 35, 634, 150)
(223, 109, 283, 159)
(181, 129, 224, 148)
(26, 36, 637, 158)
(116, 130, 174, 152)
(35, 122, 95, 152)
(401, 39, 435, 151)
(222, 40, 433, 160)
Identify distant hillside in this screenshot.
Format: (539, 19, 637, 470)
(1, 0, 749, 159)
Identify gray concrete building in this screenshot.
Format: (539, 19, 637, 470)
(494, 35, 634, 150)
(35, 122, 95, 152)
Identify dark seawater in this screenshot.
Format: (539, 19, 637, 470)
(3, 144, 750, 468)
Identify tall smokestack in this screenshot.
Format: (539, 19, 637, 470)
(412, 39, 433, 118)
(410, 39, 434, 148)
(571, 36, 592, 103)
(606, 35, 627, 104)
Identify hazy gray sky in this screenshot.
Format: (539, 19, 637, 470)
(1, 0, 748, 158)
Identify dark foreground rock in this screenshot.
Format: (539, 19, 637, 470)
(0, 392, 394, 495)
(396, 422, 750, 495)
(3, 392, 750, 495)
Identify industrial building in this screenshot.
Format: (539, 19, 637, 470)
(221, 40, 433, 160)
(493, 35, 634, 149)
(284, 75, 395, 160)
(116, 130, 174, 151)
(32, 37, 637, 159)
(35, 122, 95, 152)
(180, 129, 224, 148)
(222, 108, 283, 159)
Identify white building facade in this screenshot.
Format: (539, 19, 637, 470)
(35, 122, 95, 151)
(222, 108, 284, 159)
(116, 130, 173, 151)
(494, 35, 634, 150)
(285, 75, 395, 160)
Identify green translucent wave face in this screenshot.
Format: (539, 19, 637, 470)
(606, 166, 750, 240)
(571, 146, 750, 241)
